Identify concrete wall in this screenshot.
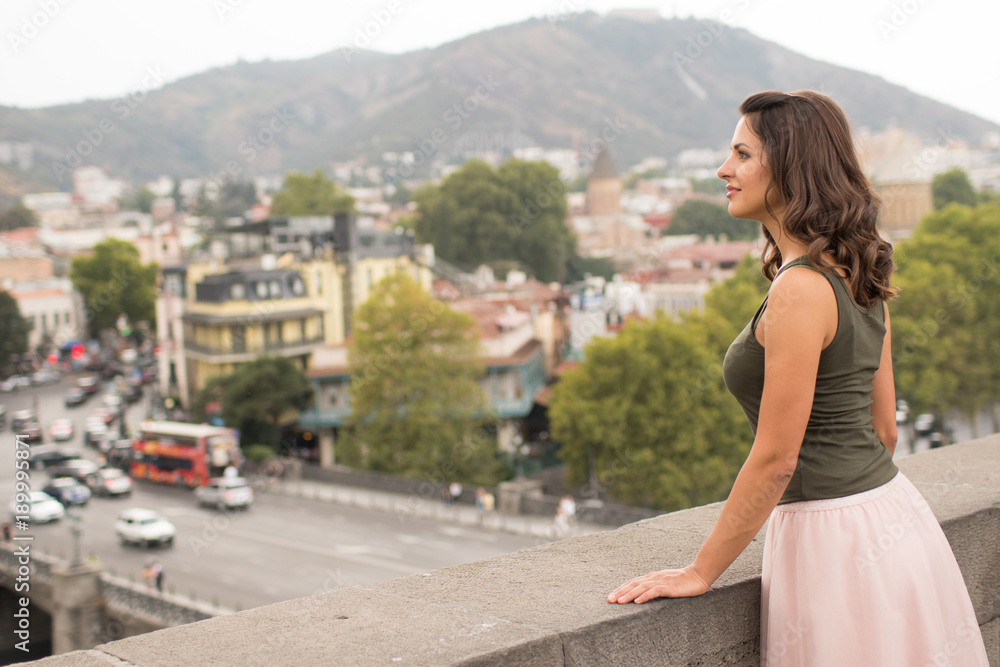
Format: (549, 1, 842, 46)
(25, 437, 1000, 666)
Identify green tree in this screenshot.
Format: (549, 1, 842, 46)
(270, 169, 354, 216)
(342, 273, 501, 483)
(891, 202, 1000, 433)
(549, 314, 751, 512)
(931, 168, 977, 210)
(69, 238, 158, 337)
(191, 356, 312, 449)
(413, 158, 579, 283)
(0, 291, 31, 373)
(121, 187, 157, 213)
(666, 199, 759, 240)
(0, 201, 38, 231)
(194, 181, 258, 225)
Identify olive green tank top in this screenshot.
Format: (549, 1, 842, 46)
(722, 256, 898, 504)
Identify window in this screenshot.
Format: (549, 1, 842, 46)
(40, 313, 47, 332)
(315, 270, 323, 296)
(290, 277, 305, 296)
(230, 283, 246, 300)
(255, 282, 268, 300)
(269, 280, 282, 299)
(64, 311, 71, 324)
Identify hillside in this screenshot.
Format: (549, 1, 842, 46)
(1, 13, 996, 188)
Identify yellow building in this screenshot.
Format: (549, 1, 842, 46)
(158, 245, 432, 405)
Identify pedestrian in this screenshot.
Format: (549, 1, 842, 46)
(152, 561, 164, 592)
(607, 90, 988, 665)
(448, 481, 463, 503)
(555, 495, 577, 535)
(441, 485, 453, 506)
(474, 487, 488, 524)
(2, 522, 10, 543)
(142, 560, 154, 588)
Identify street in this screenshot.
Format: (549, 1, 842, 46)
(0, 373, 541, 611)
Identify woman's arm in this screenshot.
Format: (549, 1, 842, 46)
(870, 304, 897, 454)
(608, 268, 838, 604)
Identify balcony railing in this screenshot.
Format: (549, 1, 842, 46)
(185, 335, 326, 359)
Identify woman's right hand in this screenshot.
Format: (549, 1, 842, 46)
(607, 565, 710, 604)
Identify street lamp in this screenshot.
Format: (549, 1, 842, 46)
(513, 433, 524, 479)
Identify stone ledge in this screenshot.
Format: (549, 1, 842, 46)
(27, 437, 1000, 666)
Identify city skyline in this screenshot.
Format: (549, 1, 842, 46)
(1, 0, 999, 127)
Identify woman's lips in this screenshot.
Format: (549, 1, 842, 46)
(726, 185, 740, 198)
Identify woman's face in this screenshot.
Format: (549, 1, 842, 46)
(717, 117, 781, 224)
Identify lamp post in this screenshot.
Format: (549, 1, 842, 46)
(513, 433, 524, 479)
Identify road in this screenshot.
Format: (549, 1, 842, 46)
(0, 373, 541, 611)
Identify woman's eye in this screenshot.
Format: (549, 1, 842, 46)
(738, 151, 749, 159)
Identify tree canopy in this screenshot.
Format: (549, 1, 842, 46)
(890, 202, 1000, 431)
(120, 187, 157, 213)
(270, 169, 354, 216)
(412, 158, 580, 283)
(341, 273, 502, 484)
(666, 199, 759, 241)
(0, 291, 30, 373)
(0, 201, 38, 231)
(931, 168, 977, 210)
(69, 238, 158, 338)
(194, 181, 258, 225)
(549, 311, 752, 512)
(191, 356, 312, 449)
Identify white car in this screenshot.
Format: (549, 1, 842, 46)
(0, 375, 31, 392)
(195, 477, 255, 510)
(50, 419, 74, 441)
(115, 508, 175, 547)
(9, 491, 65, 523)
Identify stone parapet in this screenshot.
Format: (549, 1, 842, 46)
(25, 437, 1000, 666)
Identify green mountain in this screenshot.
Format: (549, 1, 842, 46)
(1, 13, 996, 188)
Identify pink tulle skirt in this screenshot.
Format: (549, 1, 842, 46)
(761, 473, 989, 666)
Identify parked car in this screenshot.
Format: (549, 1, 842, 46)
(11, 409, 37, 432)
(115, 508, 175, 547)
(86, 467, 133, 497)
(913, 413, 939, 437)
(90, 407, 115, 425)
(195, 476, 255, 510)
(83, 420, 109, 447)
(0, 375, 31, 392)
(31, 369, 61, 385)
(103, 393, 123, 411)
(9, 491, 65, 523)
(29, 445, 82, 470)
(42, 477, 91, 506)
(64, 386, 88, 407)
(21, 421, 43, 443)
(46, 458, 101, 482)
(76, 376, 101, 395)
(49, 419, 74, 442)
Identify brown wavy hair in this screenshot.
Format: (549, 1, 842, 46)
(739, 90, 897, 308)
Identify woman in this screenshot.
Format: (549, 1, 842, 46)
(607, 91, 989, 666)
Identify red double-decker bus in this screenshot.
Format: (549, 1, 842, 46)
(131, 421, 243, 487)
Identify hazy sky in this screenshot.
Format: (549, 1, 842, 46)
(2, 0, 999, 125)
